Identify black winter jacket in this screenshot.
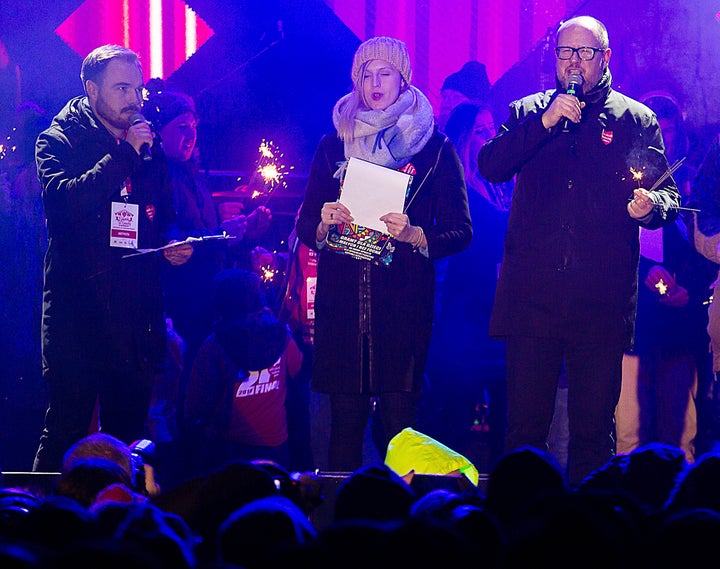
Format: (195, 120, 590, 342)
(479, 70, 680, 349)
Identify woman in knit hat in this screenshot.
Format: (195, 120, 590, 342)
(295, 36, 472, 472)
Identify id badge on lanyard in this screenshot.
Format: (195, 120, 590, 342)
(110, 178, 140, 249)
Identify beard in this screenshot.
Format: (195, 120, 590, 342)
(94, 95, 138, 132)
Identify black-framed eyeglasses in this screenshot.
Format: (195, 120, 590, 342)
(555, 46, 606, 61)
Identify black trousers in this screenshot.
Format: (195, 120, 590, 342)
(327, 391, 420, 472)
(504, 335, 623, 486)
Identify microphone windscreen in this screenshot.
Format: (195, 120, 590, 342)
(567, 74, 584, 97)
(129, 113, 146, 126)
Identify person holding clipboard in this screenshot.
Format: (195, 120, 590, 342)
(295, 36, 472, 472)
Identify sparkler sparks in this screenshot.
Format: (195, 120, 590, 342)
(630, 167, 644, 188)
(655, 278, 668, 295)
(259, 264, 278, 283)
(245, 139, 294, 202)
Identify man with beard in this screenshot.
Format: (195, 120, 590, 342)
(33, 44, 191, 471)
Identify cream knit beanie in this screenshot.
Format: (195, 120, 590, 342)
(351, 36, 412, 85)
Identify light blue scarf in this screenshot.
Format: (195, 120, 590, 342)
(332, 86, 435, 176)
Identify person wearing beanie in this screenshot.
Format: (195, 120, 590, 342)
(184, 269, 303, 474)
(295, 36, 472, 472)
(140, 85, 273, 486)
(438, 60, 491, 130)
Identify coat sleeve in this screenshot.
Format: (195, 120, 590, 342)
(424, 137, 472, 259)
(478, 96, 555, 184)
(36, 125, 141, 230)
(639, 118, 680, 229)
(295, 134, 341, 251)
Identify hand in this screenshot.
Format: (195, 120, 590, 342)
(163, 241, 193, 265)
(317, 202, 352, 240)
(660, 284, 689, 307)
(246, 205, 272, 238)
(644, 265, 689, 307)
(380, 212, 415, 242)
(628, 188, 655, 219)
(125, 119, 154, 156)
(251, 246, 275, 275)
(220, 215, 248, 240)
(541, 93, 585, 129)
(644, 265, 675, 293)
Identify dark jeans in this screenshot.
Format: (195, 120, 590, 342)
(328, 391, 420, 472)
(504, 335, 623, 486)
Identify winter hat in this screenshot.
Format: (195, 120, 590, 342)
(142, 91, 196, 132)
(441, 61, 491, 103)
(351, 36, 412, 85)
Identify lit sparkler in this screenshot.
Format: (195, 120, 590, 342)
(244, 139, 294, 204)
(627, 156, 699, 212)
(260, 264, 278, 283)
(655, 278, 668, 295)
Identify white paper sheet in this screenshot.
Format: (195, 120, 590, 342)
(339, 157, 412, 233)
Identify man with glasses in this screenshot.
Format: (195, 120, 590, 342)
(478, 16, 680, 485)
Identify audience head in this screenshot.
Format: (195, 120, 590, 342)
(0, 488, 41, 540)
(217, 495, 316, 569)
(664, 450, 720, 515)
(188, 459, 279, 562)
(64, 433, 133, 472)
(578, 443, 687, 515)
(333, 462, 416, 523)
(17, 495, 98, 552)
(56, 457, 134, 508)
(484, 446, 568, 530)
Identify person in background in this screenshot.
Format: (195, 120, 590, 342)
(478, 16, 680, 485)
(142, 86, 272, 373)
(437, 61, 491, 131)
(295, 36, 472, 472)
(615, 91, 716, 462)
(142, 86, 271, 483)
(687, 132, 720, 453)
(32, 44, 191, 472)
(422, 101, 512, 471)
(184, 269, 302, 475)
(278, 215, 319, 471)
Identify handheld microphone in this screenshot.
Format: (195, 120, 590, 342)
(562, 74, 584, 133)
(129, 113, 152, 161)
